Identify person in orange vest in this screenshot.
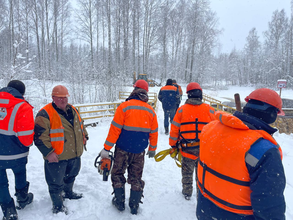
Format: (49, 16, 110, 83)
(0, 80, 34, 220)
(100, 79, 158, 215)
(172, 79, 183, 111)
(34, 85, 88, 214)
(158, 79, 180, 135)
(169, 82, 215, 200)
(197, 88, 286, 220)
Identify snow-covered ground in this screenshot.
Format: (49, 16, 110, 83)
(4, 85, 293, 220)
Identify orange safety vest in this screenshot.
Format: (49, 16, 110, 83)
(41, 103, 84, 155)
(197, 112, 282, 215)
(169, 103, 215, 160)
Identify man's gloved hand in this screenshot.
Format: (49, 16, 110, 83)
(147, 150, 156, 158)
(46, 151, 59, 163)
(100, 148, 110, 159)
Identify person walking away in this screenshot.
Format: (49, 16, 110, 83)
(34, 85, 88, 214)
(196, 88, 286, 220)
(172, 79, 183, 111)
(158, 79, 179, 135)
(0, 80, 34, 220)
(169, 82, 215, 200)
(99, 79, 158, 215)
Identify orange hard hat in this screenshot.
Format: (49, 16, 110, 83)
(186, 82, 202, 93)
(52, 85, 70, 97)
(133, 79, 149, 92)
(245, 88, 284, 115)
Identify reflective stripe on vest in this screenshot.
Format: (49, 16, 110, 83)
(42, 104, 65, 155)
(0, 152, 29, 160)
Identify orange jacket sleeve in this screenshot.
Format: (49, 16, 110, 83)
(16, 102, 34, 147)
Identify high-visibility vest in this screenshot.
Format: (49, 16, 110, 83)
(169, 103, 215, 160)
(41, 103, 84, 155)
(197, 112, 282, 215)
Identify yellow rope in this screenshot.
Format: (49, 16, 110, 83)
(154, 148, 182, 167)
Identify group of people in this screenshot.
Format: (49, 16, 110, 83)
(0, 78, 286, 220)
(167, 82, 286, 220)
(0, 81, 88, 219)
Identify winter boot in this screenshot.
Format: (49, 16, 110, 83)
(0, 198, 18, 220)
(15, 181, 33, 210)
(63, 182, 82, 200)
(164, 127, 169, 135)
(50, 193, 68, 215)
(129, 190, 143, 215)
(112, 187, 125, 211)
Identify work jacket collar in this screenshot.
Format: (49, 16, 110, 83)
(185, 98, 202, 105)
(126, 88, 148, 102)
(234, 111, 277, 135)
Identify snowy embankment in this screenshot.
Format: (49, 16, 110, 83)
(4, 85, 293, 220)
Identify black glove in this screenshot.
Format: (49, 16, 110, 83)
(147, 150, 156, 158)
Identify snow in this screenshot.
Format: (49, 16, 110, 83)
(4, 85, 293, 220)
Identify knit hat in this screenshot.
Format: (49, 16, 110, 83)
(166, 79, 173, 85)
(243, 99, 278, 124)
(187, 89, 202, 100)
(7, 80, 25, 95)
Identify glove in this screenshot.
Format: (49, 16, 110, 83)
(46, 151, 59, 163)
(100, 148, 110, 159)
(147, 150, 156, 158)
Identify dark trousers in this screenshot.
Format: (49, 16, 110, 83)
(111, 147, 145, 191)
(44, 157, 81, 194)
(163, 108, 176, 128)
(0, 163, 27, 204)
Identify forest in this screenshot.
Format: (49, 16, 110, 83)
(0, 0, 293, 104)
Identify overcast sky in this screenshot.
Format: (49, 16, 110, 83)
(209, 0, 292, 53)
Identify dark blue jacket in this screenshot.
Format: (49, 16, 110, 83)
(196, 111, 286, 220)
(158, 85, 179, 110)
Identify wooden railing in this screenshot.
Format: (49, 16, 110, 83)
(74, 102, 122, 121)
(202, 94, 236, 113)
(74, 91, 158, 125)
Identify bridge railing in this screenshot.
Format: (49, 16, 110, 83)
(202, 94, 236, 113)
(74, 92, 158, 125)
(74, 102, 122, 121)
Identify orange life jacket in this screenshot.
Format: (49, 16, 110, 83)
(197, 111, 282, 215)
(169, 103, 215, 160)
(41, 103, 84, 155)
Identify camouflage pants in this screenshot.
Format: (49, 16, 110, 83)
(181, 147, 199, 197)
(111, 147, 145, 191)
